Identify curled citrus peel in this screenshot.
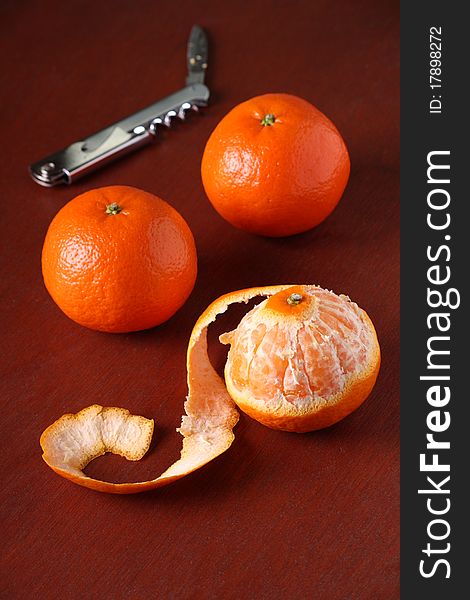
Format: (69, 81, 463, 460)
(40, 285, 290, 493)
(40, 406, 154, 493)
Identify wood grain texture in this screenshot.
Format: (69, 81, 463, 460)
(0, 0, 399, 598)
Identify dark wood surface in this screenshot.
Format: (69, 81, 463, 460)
(0, 1, 399, 598)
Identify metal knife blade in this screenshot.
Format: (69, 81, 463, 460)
(186, 25, 208, 86)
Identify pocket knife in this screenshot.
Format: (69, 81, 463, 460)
(29, 25, 209, 187)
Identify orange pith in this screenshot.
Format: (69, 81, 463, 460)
(201, 93, 350, 237)
(41, 185, 197, 333)
(220, 285, 380, 432)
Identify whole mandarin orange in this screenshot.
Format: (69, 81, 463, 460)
(201, 93, 350, 237)
(42, 186, 197, 333)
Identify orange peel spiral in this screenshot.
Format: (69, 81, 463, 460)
(40, 285, 289, 493)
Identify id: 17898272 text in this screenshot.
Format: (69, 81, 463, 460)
(429, 26, 443, 114)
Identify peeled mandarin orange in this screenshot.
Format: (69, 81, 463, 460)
(220, 285, 380, 432)
(201, 93, 350, 237)
(41, 185, 197, 333)
(40, 285, 379, 494)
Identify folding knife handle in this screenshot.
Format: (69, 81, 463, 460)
(29, 83, 210, 187)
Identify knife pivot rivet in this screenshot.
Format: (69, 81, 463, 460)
(40, 162, 56, 174)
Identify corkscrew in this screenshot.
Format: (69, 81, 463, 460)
(29, 25, 209, 187)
